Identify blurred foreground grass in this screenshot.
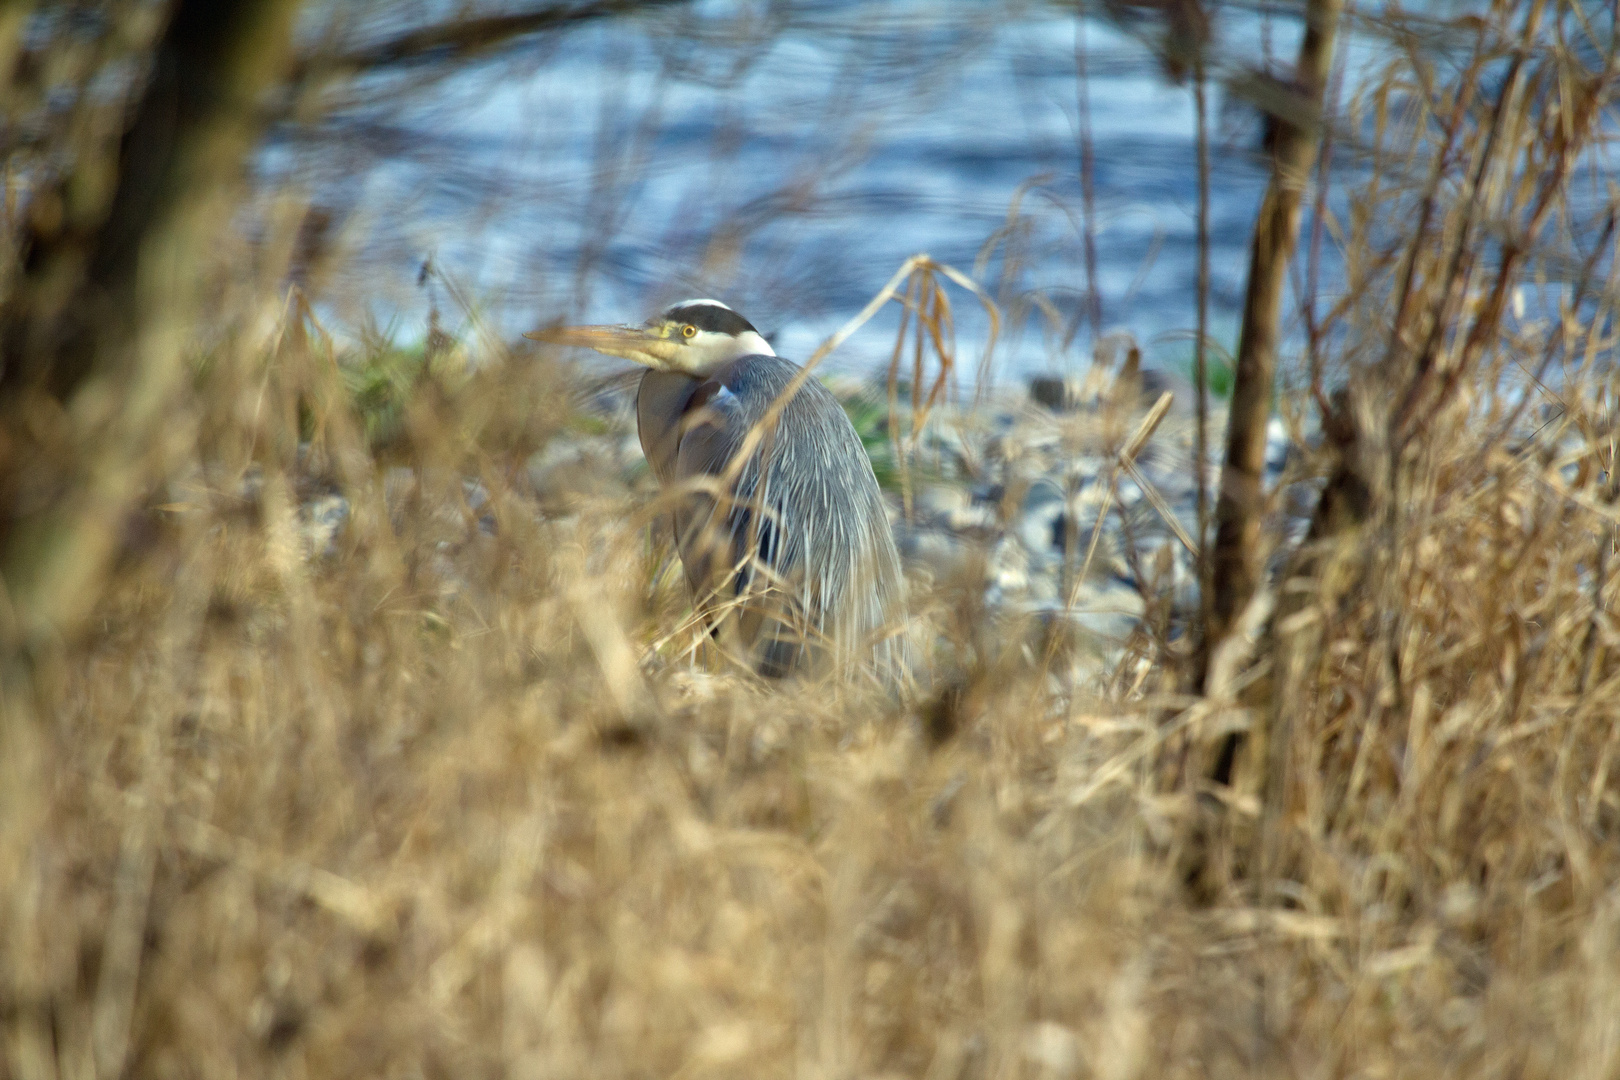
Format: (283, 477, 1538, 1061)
(6, 288, 1619, 1079)
(5, 1, 1620, 1077)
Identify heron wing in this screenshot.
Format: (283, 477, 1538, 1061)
(643, 355, 905, 683)
(670, 366, 810, 673)
(667, 375, 742, 590)
(636, 369, 702, 486)
(639, 368, 756, 634)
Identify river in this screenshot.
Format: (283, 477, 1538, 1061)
(341, 0, 1383, 384)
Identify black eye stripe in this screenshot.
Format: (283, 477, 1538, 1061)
(663, 303, 757, 336)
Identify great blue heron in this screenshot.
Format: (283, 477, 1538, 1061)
(529, 299, 907, 686)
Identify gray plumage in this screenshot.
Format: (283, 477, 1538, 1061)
(528, 299, 909, 688)
(639, 358, 907, 684)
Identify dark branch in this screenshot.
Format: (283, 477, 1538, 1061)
(304, 0, 692, 78)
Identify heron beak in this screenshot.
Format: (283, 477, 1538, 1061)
(524, 322, 679, 368)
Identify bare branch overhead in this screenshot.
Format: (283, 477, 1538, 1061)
(303, 0, 692, 78)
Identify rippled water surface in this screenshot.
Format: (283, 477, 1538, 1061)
(350, 2, 1420, 382)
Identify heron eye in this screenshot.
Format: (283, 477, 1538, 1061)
(682, 324, 697, 339)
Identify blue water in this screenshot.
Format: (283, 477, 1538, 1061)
(336, 1, 1421, 384)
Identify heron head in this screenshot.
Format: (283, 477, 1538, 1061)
(526, 299, 775, 375)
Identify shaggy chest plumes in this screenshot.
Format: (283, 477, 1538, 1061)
(637, 355, 906, 683)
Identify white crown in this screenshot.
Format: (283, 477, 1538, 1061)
(667, 298, 733, 311)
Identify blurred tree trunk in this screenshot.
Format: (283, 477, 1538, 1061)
(0, 1, 32, 84)
(1203, 0, 1342, 669)
(0, 0, 304, 649)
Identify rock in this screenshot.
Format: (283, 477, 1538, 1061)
(525, 435, 634, 513)
(896, 526, 974, 581)
(1029, 375, 1085, 411)
(301, 493, 349, 559)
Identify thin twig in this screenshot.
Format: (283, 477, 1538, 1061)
(1075, 7, 1103, 346)
(1193, 32, 1212, 646)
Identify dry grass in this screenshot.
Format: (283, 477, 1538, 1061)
(6, 3, 1620, 1078)
(4, 281, 1618, 1079)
